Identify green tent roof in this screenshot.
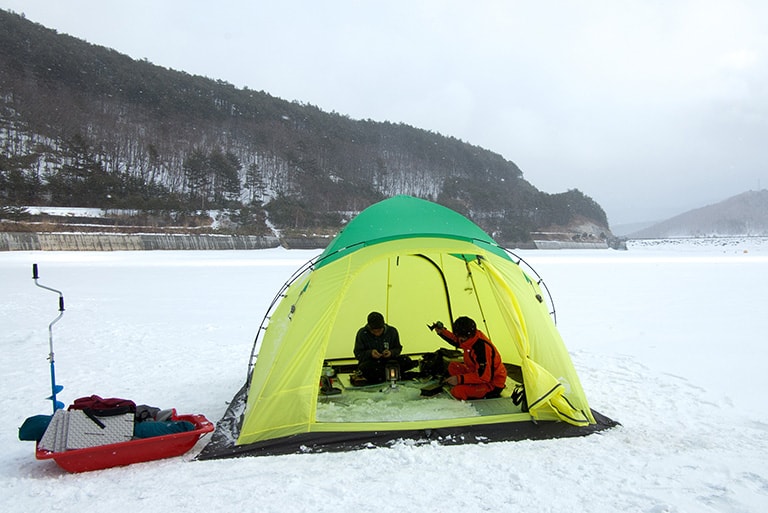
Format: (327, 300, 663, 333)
(317, 195, 510, 267)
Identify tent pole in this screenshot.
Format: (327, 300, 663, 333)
(463, 256, 490, 336)
(385, 256, 393, 320)
(415, 254, 453, 324)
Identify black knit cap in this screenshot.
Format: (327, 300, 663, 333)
(453, 316, 477, 338)
(367, 311, 385, 330)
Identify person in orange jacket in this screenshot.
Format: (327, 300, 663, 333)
(430, 316, 507, 400)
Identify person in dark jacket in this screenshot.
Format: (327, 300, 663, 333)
(354, 311, 415, 384)
(431, 316, 507, 400)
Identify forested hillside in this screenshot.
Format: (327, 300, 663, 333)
(0, 10, 610, 246)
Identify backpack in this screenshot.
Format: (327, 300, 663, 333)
(419, 348, 461, 378)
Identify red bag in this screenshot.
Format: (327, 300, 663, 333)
(68, 394, 136, 414)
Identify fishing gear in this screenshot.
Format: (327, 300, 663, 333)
(32, 264, 65, 412)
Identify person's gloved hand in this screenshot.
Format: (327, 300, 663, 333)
(427, 321, 444, 331)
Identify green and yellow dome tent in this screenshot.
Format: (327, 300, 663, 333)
(199, 196, 617, 459)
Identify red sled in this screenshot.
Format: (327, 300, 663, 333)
(35, 411, 214, 473)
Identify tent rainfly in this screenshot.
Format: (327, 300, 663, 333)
(198, 195, 617, 459)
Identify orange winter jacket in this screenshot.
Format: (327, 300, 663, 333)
(437, 328, 507, 388)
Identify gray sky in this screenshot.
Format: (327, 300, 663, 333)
(2, 1, 766, 225)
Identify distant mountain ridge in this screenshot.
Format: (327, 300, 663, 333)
(628, 190, 768, 239)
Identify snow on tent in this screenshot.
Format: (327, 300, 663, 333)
(198, 195, 617, 459)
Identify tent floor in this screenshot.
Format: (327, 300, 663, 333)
(316, 372, 527, 423)
(196, 374, 620, 460)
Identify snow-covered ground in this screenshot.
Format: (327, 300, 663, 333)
(2, 238, 767, 512)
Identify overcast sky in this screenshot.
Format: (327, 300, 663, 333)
(2, 1, 766, 225)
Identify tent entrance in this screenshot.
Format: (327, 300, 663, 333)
(323, 251, 526, 363)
